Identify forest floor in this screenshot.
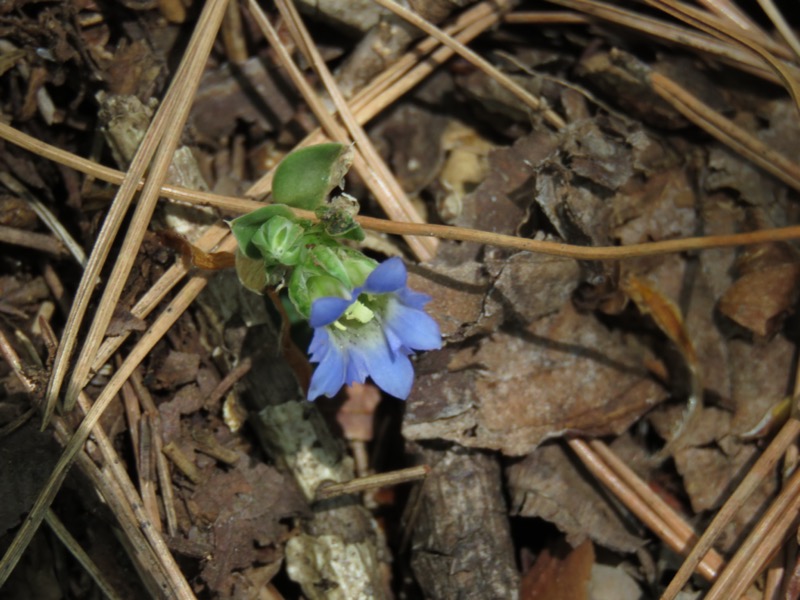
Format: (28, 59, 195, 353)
(2, 1, 800, 598)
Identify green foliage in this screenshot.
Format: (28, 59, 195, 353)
(271, 143, 354, 210)
(228, 144, 372, 313)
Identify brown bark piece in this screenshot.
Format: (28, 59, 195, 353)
(649, 403, 778, 552)
(407, 260, 496, 341)
(454, 130, 561, 236)
(405, 303, 667, 456)
(152, 350, 200, 389)
(410, 445, 520, 599)
(187, 462, 306, 596)
(332, 0, 480, 97)
(729, 335, 796, 435)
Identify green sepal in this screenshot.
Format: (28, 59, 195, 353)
(308, 244, 352, 288)
(305, 242, 377, 289)
(272, 143, 354, 210)
(228, 204, 296, 260)
(287, 265, 348, 318)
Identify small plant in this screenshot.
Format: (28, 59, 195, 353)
(228, 143, 441, 400)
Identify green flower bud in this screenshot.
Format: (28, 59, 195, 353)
(251, 215, 305, 266)
(228, 204, 297, 259)
(272, 143, 354, 210)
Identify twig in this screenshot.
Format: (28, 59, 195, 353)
(0, 407, 35, 438)
(644, 0, 800, 112)
(695, 0, 774, 48)
(4, 119, 800, 261)
(203, 356, 252, 408)
(704, 464, 800, 599)
(649, 70, 800, 193)
(0, 224, 67, 256)
(0, 173, 86, 265)
(503, 11, 589, 25)
(162, 441, 203, 484)
(662, 417, 800, 597)
(247, 0, 507, 197)
(756, 0, 800, 63)
(45, 509, 125, 600)
(568, 439, 723, 581)
(371, 0, 566, 130)
(0, 251, 226, 590)
(249, 0, 437, 261)
(315, 465, 430, 500)
(531, 1, 776, 81)
(60, 0, 229, 413)
(0, 319, 191, 596)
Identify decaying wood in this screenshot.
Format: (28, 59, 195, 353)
(408, 444, 520, 599)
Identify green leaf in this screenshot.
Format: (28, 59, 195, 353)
(228, 204, 296, 259)
(272, 143, 354, 210)
(234, 250, 287, 294)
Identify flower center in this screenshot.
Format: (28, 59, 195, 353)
(333, 293, 382, 330)
(344, 299, 375, 323)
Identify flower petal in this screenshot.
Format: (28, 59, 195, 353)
(397, 287, 432, 310)
(369, 351, 415, 399)
(337, 328, 412, 399)
(364, 256, 406, 293)
(385, 302, 442, 351)
(309, 296, 353, 327)
(308, 331, 347, 400)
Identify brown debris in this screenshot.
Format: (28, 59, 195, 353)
(192, 57, 297, 140)
(152, 350, 200, 390)
(182, 461, 307, 596)
(520, 538, 594, 600)
(409, 444, 520, 599)
(405, 302, 667, 455)
(718, 243, 800, 337)
(507, 441, 644, 553)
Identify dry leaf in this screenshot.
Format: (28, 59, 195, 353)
(405, 302, 667, 456)
(508, 442, 644, 553)
(520, 538, 594, 600)
(718, 243, 800, 337)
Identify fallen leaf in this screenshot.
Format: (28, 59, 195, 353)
(718, 243, 800, 337)
(508, 442, 643, 553)
(152, 350, 200, 390)
(520, 538, 594, 600)
(405, 303, 667, 455)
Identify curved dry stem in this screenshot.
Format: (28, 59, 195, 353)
(3, 118, 800, 261)
(60, 0, 230, 412)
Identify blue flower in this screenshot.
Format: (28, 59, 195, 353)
(307, 257, 441, 400)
